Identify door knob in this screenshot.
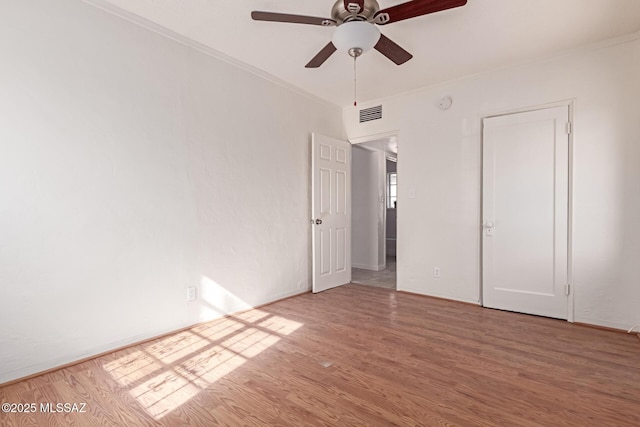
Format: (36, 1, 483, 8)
(484, 221, 494, 237)
(315, 219, 322, 225)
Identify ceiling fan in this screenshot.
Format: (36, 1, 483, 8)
(251, 0, 468, 68)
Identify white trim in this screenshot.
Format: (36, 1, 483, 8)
(352, 263, 384, 271)
(81, 0, 337, 110)
(574, 317, 638, 332)
(0, 286, 308, 385)
(350, 130, 400, 145)
(566, 100, 575, 323)
(482, 98, 576, 120)
(344, 31, 640, 109)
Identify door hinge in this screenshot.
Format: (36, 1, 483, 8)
(566, 122, 572, 135)
(565, 284, 571, 296)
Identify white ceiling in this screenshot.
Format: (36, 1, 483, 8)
(91, 0, 640, 107)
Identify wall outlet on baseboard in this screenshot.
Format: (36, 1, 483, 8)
(433, 267, 441, 278)
(186, 286, 197, 302)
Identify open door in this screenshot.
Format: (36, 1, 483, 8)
(312, 133, 351, 293)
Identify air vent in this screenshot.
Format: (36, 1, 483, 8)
(359, 105, 382, 123)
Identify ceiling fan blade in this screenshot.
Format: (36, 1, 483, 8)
(305, 42, 337, 68)
(251, 11, 336, 26)
(343, 0, 365, 14)
(373, 0, 467, 25)
(374, 34, 413, 65)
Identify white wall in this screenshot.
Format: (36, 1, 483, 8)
(352, 146, 383, 270)
(344, 35, 640, 330)
(0, 0, 342, 384)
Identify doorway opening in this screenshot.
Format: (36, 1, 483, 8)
(350, 135, 397, 289)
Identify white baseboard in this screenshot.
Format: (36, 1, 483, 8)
(352, 263, 383, 271)
(0, 289, 309, 386)
(574, 317, 638, 332)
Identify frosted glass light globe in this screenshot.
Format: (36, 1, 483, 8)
(331, 21, 380, 53)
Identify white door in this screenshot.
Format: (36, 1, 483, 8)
(312, 133, 351, 293)
(482, 106, 570, 319)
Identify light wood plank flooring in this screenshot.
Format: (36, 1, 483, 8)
(1, 284, 639, 426)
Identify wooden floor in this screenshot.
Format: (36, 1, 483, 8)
(2, 284, 639, 426)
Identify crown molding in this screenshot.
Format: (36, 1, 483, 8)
(81, 0, 340, 110)
(346, 30, 640, 110)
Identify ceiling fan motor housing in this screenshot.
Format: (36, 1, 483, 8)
(251, 0, 469, 68)
(331, 0, 380, 23)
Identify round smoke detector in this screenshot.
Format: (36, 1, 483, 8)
(438, 96, 453, 110)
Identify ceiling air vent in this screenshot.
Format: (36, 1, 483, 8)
(359, 105, 382, 123)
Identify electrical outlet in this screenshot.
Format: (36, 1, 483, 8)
(186, 286, 197, 302)
(433, 267, 441, 278)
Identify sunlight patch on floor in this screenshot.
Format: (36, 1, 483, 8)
(130, 369, 200, 418)
(194, 317, 246, 342)
(145, 330, 210, 365)
(103, 350, 163, 387)
(258, 314, 303, 336)
(102, 290, 303, 420)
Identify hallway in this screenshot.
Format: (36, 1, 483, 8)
(351, 256, 396, 289)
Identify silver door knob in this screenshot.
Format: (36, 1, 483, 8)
(315, 219, 322, 225)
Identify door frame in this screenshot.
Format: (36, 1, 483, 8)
(350, 130, 400, 273)
(479, 100, 575, 322)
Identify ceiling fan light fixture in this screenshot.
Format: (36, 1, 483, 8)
(331, 21, 380, 54)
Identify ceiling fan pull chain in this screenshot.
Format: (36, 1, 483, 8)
(353, 54, 357, 107)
